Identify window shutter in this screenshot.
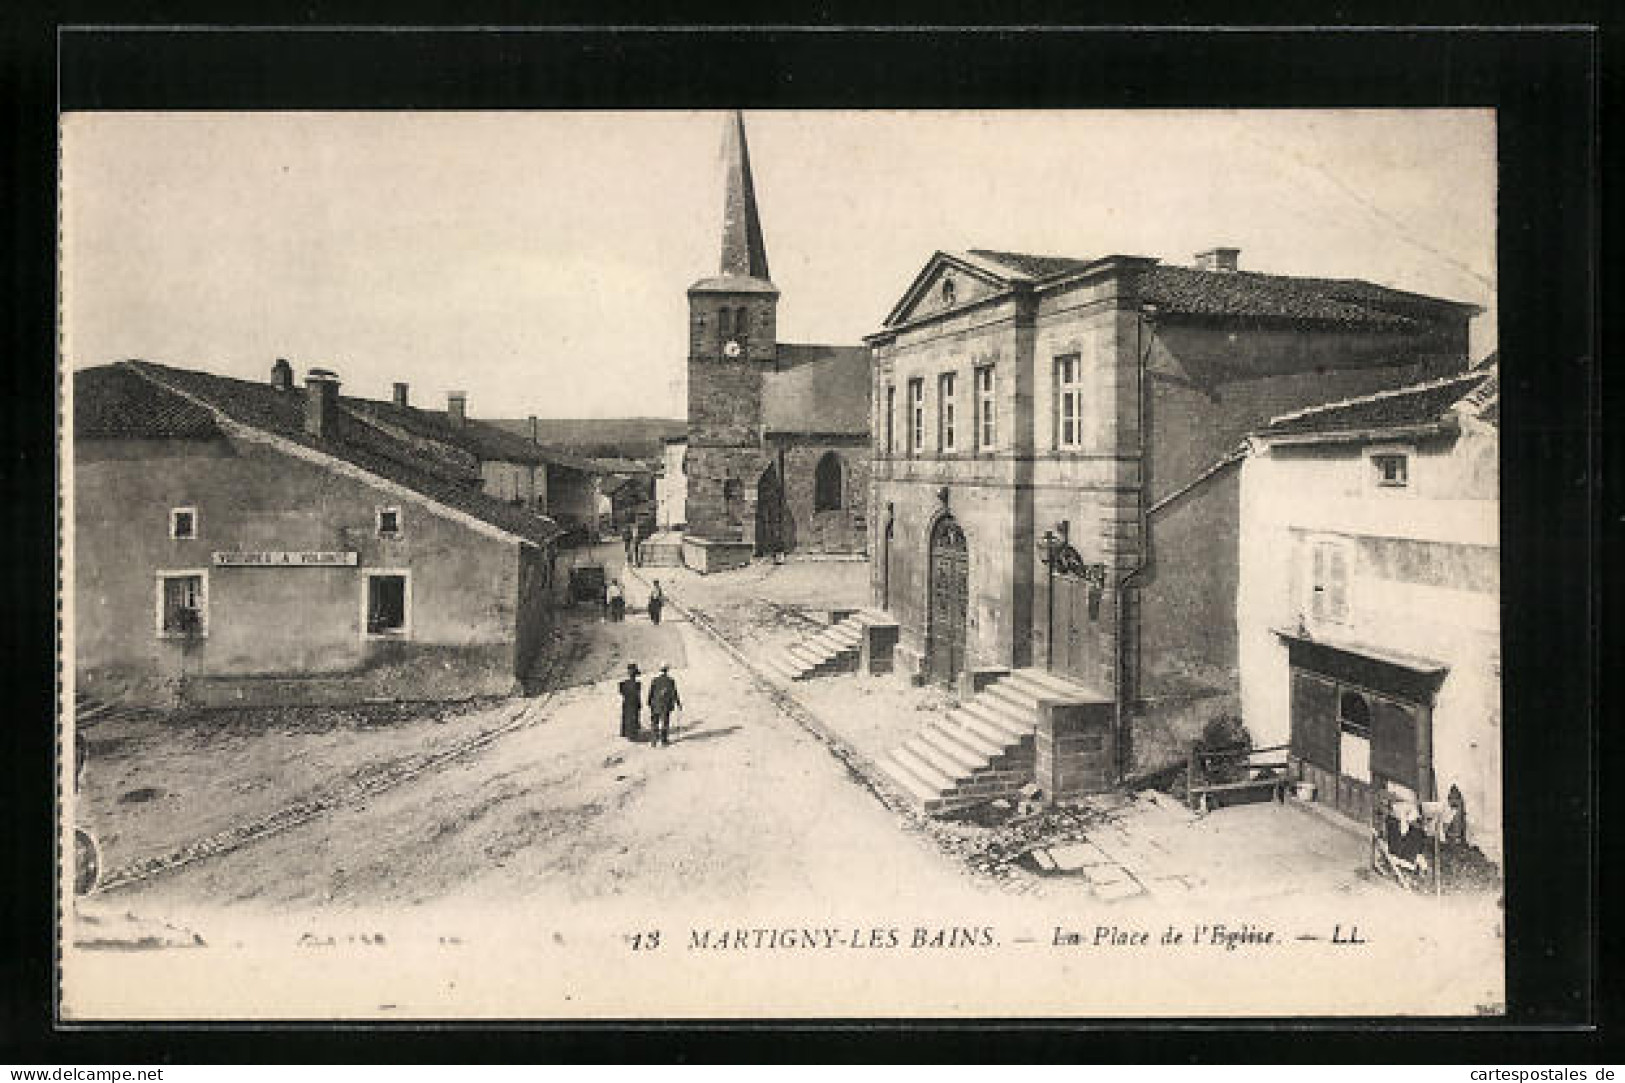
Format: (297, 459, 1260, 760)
(1310, 544, 1326, 621)
(1328, 545, 1348, 620)
(1290, 669, 1340, 769)
(1370, 696, 1421, 790)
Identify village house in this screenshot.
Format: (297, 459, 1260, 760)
(73, 359, 563, 709)
(345, 384, 599, 539)
(1237, 364, 1501, 860)
(681, 112, 871, 573)
(867, 246, 1480, 805)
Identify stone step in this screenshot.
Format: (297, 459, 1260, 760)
(907, 731, 983, 779)
(983, 681, 1045, 716)
(786, 645, 826, 669)
(891, 745, 956, 795)
(1005, 666, 1107, 701)
(956, 707, 1029, 751)
(809, 636, 859, 658)
(960, 698, 1034, 742)
(881, 753, 943, 805)
(927, 715, 1006, 762)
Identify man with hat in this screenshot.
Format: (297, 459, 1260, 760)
(618, 663, 643, 741)
(647, 664, 682, 748)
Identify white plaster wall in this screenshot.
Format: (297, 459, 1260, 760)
(1237, 428, 1502, 858)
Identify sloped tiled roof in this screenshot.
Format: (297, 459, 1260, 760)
(1138, 266, 1417, 328)
(1256, 369, 1493, 439)
(75, 365, 223, 440)
(964, 249, 1092, 280)
(345, 398, 595, 473)
(763, 343, 871, 436)
(86, 362, 560, 546)
(914, 249, 1475, 331)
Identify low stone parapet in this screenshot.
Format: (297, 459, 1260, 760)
(1034, 697, 1116, 800)
(859, 618, 900, 676)
(680, 536, 754, 574)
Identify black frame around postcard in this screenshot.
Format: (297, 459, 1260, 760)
(3, 17, 1605, 1064)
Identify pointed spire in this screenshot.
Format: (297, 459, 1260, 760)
(719, 110, 771, 281)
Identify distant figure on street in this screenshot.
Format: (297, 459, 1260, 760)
(632, 521, 644, 567)
(622, 522, 635, 562)
(647, 580, 665, 625)
(607, 578, 626, 622)
(618, 663, 643, 741)
(647, 664, 681, 747)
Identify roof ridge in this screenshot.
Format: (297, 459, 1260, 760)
(123, 361, 558, 547)
(1262, 368, 1487, 429)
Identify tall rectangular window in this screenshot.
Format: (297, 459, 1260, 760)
(1056, 354, 1084, 449)
(974, 364, 996, 451)
(156, 571, 207, 638)
(1308, 539, 1350, 624)
(364, 571, 411, 638)
(885, 385, 896, 454)
(938, 372, 957, 453)
(908, 378, 925, 454)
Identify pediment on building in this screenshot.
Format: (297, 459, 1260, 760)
(882, 251, 1017, 329)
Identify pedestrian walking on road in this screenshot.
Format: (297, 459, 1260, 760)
(607, 578, 626, 622)
(632, 521, 644, 567)
(648, 664, 681, 747)
(618, 663, 643, 741)
(621, 522, 635, 562)
(647, 580, 665, 625)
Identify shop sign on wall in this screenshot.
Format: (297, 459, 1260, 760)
(212, 551, 359, 567)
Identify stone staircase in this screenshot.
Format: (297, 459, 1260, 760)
(882, 667, 1104, 815)
(760, 609, 891, 683)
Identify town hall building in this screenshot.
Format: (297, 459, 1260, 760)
(867, 246, 1481, 781)
(680, 112, 870, 573)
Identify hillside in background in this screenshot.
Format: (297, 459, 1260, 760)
(488, 417, 684, 461)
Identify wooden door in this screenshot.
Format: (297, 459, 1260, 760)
(1054, 572, 1103, 688)
(927, 518, 968, 684)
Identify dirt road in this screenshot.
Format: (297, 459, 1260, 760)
(106, 606, 990, 919)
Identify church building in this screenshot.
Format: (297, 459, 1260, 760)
(680, 113, 870, 573)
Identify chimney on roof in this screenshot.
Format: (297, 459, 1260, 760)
(1194, 247, 1241, 273)
(447, 390, 467, 427)
(529, 415, 539, 445)
(271, 358, 294, 392)
(304, 368, 340, 439)
(393, 382, 410, 408)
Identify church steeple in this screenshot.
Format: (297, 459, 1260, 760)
(719, 110, 771, 281)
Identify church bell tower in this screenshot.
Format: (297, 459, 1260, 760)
(685, 111, 780, 545)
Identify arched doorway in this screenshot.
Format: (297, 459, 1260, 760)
(755, 464, 787, 557)
(926, 517, 969, 684)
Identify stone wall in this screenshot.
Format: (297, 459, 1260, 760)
(774, 439, 870, 554)
(75, 432, 536, 707)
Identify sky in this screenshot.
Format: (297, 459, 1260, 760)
(62, 110, 1496, 420)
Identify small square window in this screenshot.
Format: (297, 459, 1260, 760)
(1372, 454, 1408, 488)
(376, 507, 401, 536)
(169, 507, 197, 539)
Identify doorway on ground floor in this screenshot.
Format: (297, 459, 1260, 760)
(926, 516, 968, 685)
(755, 464, 788, 557)
(1290, 665, 1433, 825)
